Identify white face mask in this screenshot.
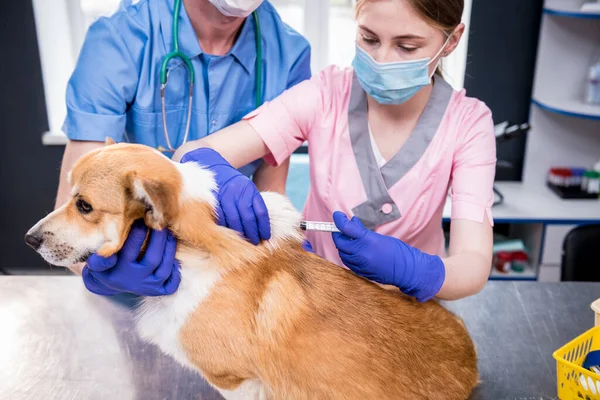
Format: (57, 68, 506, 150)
(208, 0, 263, 17)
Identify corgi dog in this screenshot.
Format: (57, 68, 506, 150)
(26, 139, 478, 400)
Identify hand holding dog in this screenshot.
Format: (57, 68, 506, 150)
(331, 211, 445, 302)
(180, 147, 271, 245)
(82, 148, 271, 297)
(82, 220, 181, 296)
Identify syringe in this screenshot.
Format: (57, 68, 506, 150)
(299, 221, 340, 233)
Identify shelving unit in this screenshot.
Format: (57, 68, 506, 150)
(441, 182, 600, 281)
(523, 0, 600, 187)
(520, 0, 600, 281)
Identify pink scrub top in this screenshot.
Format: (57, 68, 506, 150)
(243, 66, 497, 267)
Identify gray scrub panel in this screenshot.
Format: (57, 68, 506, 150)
(348, 74, 452, 230)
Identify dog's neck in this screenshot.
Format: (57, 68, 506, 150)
(169, 162, 305, 271)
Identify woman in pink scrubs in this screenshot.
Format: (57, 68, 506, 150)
(175, 0, 496, 303)
(174, 0, 496, 301)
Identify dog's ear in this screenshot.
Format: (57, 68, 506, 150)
(105, 137, 116, 146)
(126, 173, 177, 231)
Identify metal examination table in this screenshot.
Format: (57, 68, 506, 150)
(0, 276, 597, 400)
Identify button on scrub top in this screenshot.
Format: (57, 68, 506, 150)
(63, 0, 311, 176)
(244, 66, 497, 267)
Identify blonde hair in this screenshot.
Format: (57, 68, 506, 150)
(355, 0, 463, 76)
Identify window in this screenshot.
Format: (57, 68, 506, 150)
(271, 0, 357, 71)
(32, 0, 122, 145)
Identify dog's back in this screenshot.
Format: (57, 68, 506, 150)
(177, 243, 478, 400)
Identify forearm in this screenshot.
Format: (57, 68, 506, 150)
(436, 252, 491, 301)
(252, 158, 290, 195)
(435, 218, 493, 301)
(173, 121, 270, 168)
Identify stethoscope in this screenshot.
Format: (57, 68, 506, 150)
(158, 0, 263, 153)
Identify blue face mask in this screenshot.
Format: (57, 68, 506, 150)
(352, 37, 450, 105)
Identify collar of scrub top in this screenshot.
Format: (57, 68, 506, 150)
(348, 72, 453, 230)
(158, 0, 261, 73)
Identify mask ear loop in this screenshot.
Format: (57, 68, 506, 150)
(426, 33, 453, 67)
(426, 31, 455, 80)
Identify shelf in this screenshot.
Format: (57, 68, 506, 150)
(443, 182, 600, 224)
(532, 98, 600, 121)
(489, 267, 538, 281)
(544, 1, 600, 18)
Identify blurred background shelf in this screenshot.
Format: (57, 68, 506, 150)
(490, 267, 538, 281)
(532, 98, 600, 120)
(544, 0, 600, 18)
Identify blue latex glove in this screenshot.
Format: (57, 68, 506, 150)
(82, 220, 181, 297)
(331, 211, 445, 302)
(180, 148, 270, 245)
(302, 239, 314, 253)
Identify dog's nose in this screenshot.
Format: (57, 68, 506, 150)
(25, 233, 43, 250)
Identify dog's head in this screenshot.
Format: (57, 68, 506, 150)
(24, 139, 204, 267)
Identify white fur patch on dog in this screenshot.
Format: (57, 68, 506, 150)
(134, 265, 222, 371)
(173, 161, 217, 207)
(104, 221, 120, 246)
(259, 192, 304, 250)
(173, 158, 303, 251)
(132, 178, 164, 223)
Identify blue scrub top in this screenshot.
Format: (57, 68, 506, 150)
(63, 0, 311, 176)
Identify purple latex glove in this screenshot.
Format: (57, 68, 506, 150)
(331, 211, 445, 302)
(82, 220, 181, 297)
(180, 148, 270, 245)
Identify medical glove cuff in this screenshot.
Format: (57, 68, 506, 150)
(180, 147, 234, 170)
(393, 245, 446, 303)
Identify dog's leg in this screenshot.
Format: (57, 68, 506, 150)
(216, 380, 268, 400)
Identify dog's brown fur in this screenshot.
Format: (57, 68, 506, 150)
(31, 140, 478, 399)
(180, 246, 478, 399)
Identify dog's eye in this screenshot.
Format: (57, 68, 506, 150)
(76, 199, 93, 214)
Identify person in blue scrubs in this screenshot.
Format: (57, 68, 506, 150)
(54, 0, 311, 279)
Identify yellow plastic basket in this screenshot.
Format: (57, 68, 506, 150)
(553, 301, 600, 400)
